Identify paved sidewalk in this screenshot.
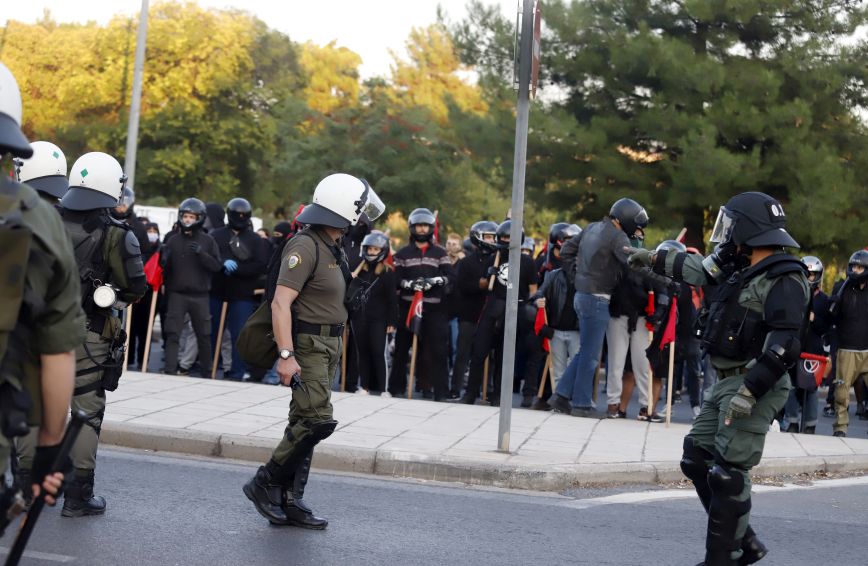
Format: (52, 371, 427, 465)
(102, 372, 868, 491)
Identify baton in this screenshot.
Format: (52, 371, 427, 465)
(5, 411, 87, 566)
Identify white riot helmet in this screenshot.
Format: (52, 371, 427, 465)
(16, 140, 69, 199)
(296, 173, 385, 229)
(61, 152, 127, 211)
(0, 62, 33, 158)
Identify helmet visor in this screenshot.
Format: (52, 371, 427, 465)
(361, 187, 385, 222)
(633, 208, 649, 229)
(709, 207, 735, 244)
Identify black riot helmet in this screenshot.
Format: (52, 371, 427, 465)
(227, 197, 252, 231)
(204, 202, 225, 231)
(496, 220, 524, 250)
(609, 198, 649, 237)
(470, 220, 498, 253)
(656, 240, 687, 254)
(111, 187, 135, 220)
(408, 207, 436, 243)
(548, 222, 581, 248)
(521, 236, 536, 255)
(710, 192, 799, 249)
(178, 197, 207, 232)
(846, 249, 868, 284)
(801, 256, 824, 290)
(361, 230, 390, 264)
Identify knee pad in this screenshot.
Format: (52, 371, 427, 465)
(708, 463, 745, 497)
(680, 437, 712, 484)
(309, 419, 338, 442)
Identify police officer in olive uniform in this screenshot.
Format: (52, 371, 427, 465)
(0, 61, 84, 534)
(628, 192, 809, 566)
(243, 173, 384, 529)
(54, 151, 147, 517)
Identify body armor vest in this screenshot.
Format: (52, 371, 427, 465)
(700, 254, 805, 363)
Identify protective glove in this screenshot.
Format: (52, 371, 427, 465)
(411, 277, 428, 292)
(486, 266, 499, 277)
(625, 246, 655, 271)
(400, 279, 414, 290)
(223, 259, 238, 274)
(724, 384, 756, 425)
(188, 242, 201, 255)
(427, 276, 446, 287)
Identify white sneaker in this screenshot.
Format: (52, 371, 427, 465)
(380, 391, 392, 398)
(692, 406, 701, 419)
(355, 387, 369, 395)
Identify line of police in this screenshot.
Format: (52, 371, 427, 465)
(1, 55, 863, 566)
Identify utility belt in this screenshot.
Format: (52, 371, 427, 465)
(77, 313, 127, 394)
(295, 320, 345, 338)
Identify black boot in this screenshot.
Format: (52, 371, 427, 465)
(785, 423, 799, 433)
(242, 463, 288, 524)
(14, 468, 32, 508)
(699, 548, 738, 566)
(62, 469, 106, 517)
(278, 451, 327, 530)
(739, 527, 768, 565)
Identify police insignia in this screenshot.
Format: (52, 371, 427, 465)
(288, 254, 301, 269)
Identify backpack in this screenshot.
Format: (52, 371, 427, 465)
(236, 231, 319, 369)
(0, 180, 38, 438)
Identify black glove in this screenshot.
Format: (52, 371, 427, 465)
(486, 266, 499, 277)
(31, 444, 70, 497)
(188, 242, 202, 254)
(538, 324, 555, 339)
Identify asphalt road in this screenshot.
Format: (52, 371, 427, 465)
(2, 448, 866, 566)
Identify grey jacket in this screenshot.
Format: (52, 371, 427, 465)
(561, 218, 629, 296)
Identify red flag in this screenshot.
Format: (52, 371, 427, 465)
(405, 290, 424, 335)
(533, 307, 550, 352)
(144, 251, 163, 292)
(645, 291, 655, 331)
(659, 299, 677, 350)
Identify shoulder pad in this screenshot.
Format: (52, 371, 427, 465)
(106, 215, 131, 231)
(765, 255, 807, 279)
(122, 229, 142, 256)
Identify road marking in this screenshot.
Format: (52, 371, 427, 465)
(559, 475, 868, 510)
(0, 547, 76, 563)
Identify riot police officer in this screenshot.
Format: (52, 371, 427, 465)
(0, 62, 85, 532)
(55, 152, 147, 516)
(628, 192, 809, 566)
(14, 140, 70, 203)
(243, 173, 384, 529)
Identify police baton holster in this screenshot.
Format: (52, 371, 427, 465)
(4, 410, 87, 566)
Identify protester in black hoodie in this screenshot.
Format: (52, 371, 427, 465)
(350, 231, 397, 394)
(161, 198, 222, 375)
(209, 197, 269, 380)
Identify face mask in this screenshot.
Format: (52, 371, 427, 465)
(629, 237, 644, 248)
(364, 254, 380, 263)
(148, 233, 159, 243)
(181, 220, 195, 229)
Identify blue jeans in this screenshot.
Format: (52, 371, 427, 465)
(210, 297, 257, 380)
(784, 387, 818, 429)
(555, 293, 610, 408)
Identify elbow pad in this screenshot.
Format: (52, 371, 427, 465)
(743, 333, 801, 398)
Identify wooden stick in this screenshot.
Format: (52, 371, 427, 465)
(675, 227, 687, 243)
(487, 251, 502, 291)
(407, 334, 419, 400)
(141, 289, 159, 373)
(340, 325, 349, 392)
(482, 355, 489, 401)
(537, 354, 552, 398)
(122, 305, 132, 372)
(665, 341, 676, 427)
(211, 301, 228, 379)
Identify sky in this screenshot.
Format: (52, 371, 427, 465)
(9, 0, 521, 78)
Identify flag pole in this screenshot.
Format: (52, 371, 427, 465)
(408, 334, 418, 400)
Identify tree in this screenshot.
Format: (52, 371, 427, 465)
(299, 41, 362, 114)
(450, 1, 868, 256)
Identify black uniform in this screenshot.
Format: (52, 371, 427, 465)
(388, 242, 453, 399)
(129, 229, 161, 369)
(161, 228, 222, 374)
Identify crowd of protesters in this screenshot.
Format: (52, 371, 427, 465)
(122, 195, 868, 436)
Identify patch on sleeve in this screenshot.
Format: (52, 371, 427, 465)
(287, 253, 302, 269)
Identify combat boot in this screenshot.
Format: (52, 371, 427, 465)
(14, 468, 32, 508)
(242, 464, 288, 524)
(62, 469, 106, 517)
(278, 451, 327, 530)
(739, 528, 768, 565)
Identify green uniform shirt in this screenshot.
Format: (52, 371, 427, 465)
(277, 228, 347, 325)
